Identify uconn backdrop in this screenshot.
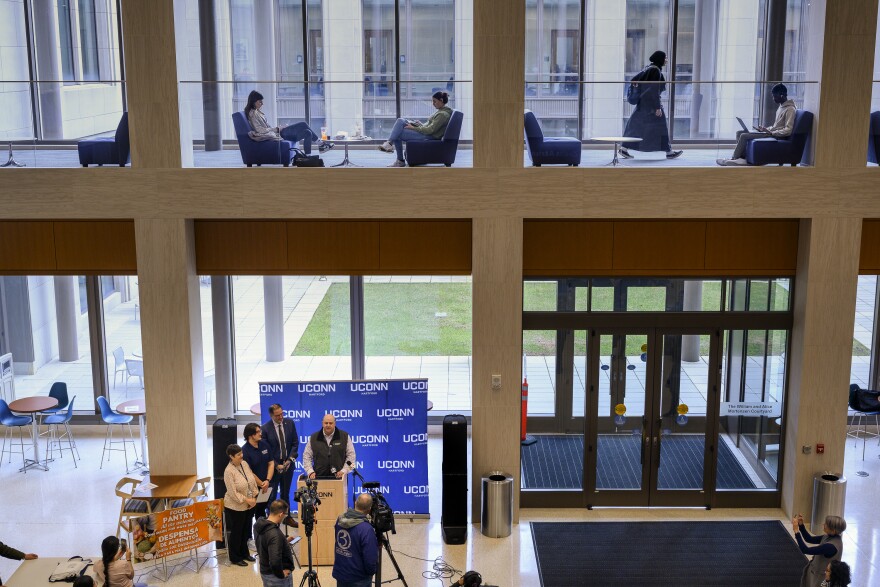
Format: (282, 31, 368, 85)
(258, 379, 429, 515)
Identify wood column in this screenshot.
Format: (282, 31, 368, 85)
(471, 217, 523, 523)
(782, 217, 861, 522)
(813, 0, 879, 168)
(120, 0, 182, 168)
(135, 219, 207, 476)
(473, 0, 524, 168)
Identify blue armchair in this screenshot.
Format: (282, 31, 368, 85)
(405, 110, 464, 167)
(232, 111, 294, 167)
(746, 109, 813, 166)
(524, 110, 581, 166)
(78, 112, 130, 167)
(868, 111, 880, 165)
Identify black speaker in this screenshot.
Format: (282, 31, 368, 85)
(212, 418, 239, 480)
(442, 414, 467, 544)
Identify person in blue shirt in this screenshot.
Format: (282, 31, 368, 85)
(332, 494, 378, 587)
(242, 423, 274, 522)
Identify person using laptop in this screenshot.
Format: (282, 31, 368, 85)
(302, 413, 356, 479)
(717, 83, 797, 166)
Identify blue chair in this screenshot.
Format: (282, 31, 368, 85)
(868, 111, 880, 165)
(231, 111, 294, 167)
(745, 109, 813, 166)
(77, 112, 130, 167)
(97, 396, 139, 472)
(41, 382, 69, 416)
(0, 398, 32, 472)
(524, 110, 581, 166)
(45, 396, 79, 466)
(405, 110, 464, 167)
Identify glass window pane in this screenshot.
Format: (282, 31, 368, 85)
(234, 276, 351, 411)
(104, 276, 144, 406)
(748, 279, 770, 311)
(362, 0, 397, 137)
(851, 276, 876, 388)
(769, 278, 791, 311)
(78, 0, 100, 82)
(626, 287, 666, 311)
(199, 277, 216, 411)
(58, 0, 75, 82)
(0, 276, 95, 408)
(523, 280, 557, 312)
(524, 330, 556, 416)
(363, 275, 472, 412)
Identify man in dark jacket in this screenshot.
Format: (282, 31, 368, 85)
(332, 494, 378, 587)
(0, 539, 38, 585)
(262, 404, 299, 506)
(254, 500, 295, 587)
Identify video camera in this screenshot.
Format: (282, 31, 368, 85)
(293, 478, 321, 530)
(363, 481, 396, 535)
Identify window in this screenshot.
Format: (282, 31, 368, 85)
(102, 276, 144, 406)
(78, 0, 100, 81)
(58, 0, 76, 82)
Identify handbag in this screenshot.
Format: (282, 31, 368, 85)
(292, 148, 324, 167)
(48, 556, 92, 582)
(849, 384, 880, 412)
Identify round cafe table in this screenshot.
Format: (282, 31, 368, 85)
(8, 396, 58, 472)
(330, 137, 366, 168)
(250, 402, 261, 416)
(590, 136, 642, 166)
(117, 399, 149, 473)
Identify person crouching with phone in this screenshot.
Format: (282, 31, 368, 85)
(95, 535, 147, 587)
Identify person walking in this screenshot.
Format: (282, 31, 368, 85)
(620, 50, 682, 160)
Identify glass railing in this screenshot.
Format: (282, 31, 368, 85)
(0, 80, 127, 168)
(524, 79, 820, 168)
(179, 79, 473, 168)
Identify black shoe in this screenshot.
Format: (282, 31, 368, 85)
(318, 142, 334, 153)
(244, 555, 256, 562)
(232, 560, 248, 566)
(618, 148, 634, 160)
(666, 150, 683, 159)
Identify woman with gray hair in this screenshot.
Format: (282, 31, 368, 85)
(792, 513, 846, 587)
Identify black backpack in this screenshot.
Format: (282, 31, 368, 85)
(292, 148, 324, 167)
(626, 65, 658, 105)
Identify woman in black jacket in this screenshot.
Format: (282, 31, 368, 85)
(620, 50, 682, 160)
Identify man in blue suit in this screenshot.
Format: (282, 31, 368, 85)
(262, 403, 299, 506)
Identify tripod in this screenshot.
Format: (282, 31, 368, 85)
(374, 531, 408, 587)
(299, 521, 321, 587)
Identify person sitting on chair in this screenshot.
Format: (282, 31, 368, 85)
(244, 90, 332, 155)
(378, 91, 453, 167)
(716, 83, 796, 166)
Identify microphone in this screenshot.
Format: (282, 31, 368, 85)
(347, 461, 368, 484)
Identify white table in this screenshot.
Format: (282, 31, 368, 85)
(1, 141, 27, 167)
(8, 396, 58, 472)
(117, 398, 149, 473)
(590, 136, 642, 166)
(331, 137, 367, 167)
(5, 557, 97, 586)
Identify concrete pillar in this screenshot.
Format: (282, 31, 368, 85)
(782, 218, 861, 523)
(212, 277, 235, 419)
(135, 219, 207, 477)
(324, 0, 363, 138)
(583, 1, 626, 137)
(264, 276, 285, 363)
(682, 280, 702, 362)
(53, 276, 78, 362)
(31, 0, 64, 140)
(253, 0, 278, 122)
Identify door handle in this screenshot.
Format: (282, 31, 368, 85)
(641, 434, 649, 466)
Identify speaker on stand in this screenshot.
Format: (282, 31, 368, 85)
(441, 414, 467, 544)
(212, 417, 238, 547)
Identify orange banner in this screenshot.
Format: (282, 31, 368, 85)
(130, 500, 224, 562)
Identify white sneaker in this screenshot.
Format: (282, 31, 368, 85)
(378, 141, 394, 153)
(247, 539, 256, 551)
(387, 159, 406, 167)
(731, 158, 748, 166)
(715, 158, 727, 166)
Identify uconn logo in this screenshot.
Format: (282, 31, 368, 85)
(402, 381, 428, 391)
(377, 408, 415, 420)
(355, 486, 390, 495)
(377, 460, 416, 470)
(297, 383, 336, 393)
(350, 434, 389, 446)
(349, 382, 388, 393)
(259, 384, 283, 394)
(287, 410, 310, 419)
(403, 485, 429, 495)
(328, 409, 362, 420)
(402, 433, 428, 444)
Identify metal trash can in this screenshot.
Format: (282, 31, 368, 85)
(481, 471, 513, 538)
(811, 473, 846, 535)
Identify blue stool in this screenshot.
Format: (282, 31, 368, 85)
(97, 396, 139, 472)
(45, 396, 79, 466)
(0, 399, 33, 472)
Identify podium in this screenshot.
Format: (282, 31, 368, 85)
(297, 475, 348, 565)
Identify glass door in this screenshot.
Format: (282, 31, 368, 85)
(586, 329, 720, 507)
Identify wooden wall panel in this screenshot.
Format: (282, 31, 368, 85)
(523, 220, 613, 276)
(0, 221, 56, 271)
(378, 220, 472, 274)
(53, 221, 137, 273)
(194, 221, 288, 273)
(860, 219, 880, 273)
(289, 221, 380, 274)
(612, 221, 707, 273)
(704, 220, 799, 275)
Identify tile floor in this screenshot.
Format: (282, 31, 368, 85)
(1, 425, 878, 586)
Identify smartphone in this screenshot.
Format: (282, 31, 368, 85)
(120, 538, 128, 553)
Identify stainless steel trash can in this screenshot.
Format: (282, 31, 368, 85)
(811, 473, 846, 535)
(481, 471, 513, 538)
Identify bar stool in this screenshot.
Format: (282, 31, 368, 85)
(847, 384, 880, 460)
(45, 396, 79, 466)
(0, 399, 32, 471)
(97, 396, 139, 472)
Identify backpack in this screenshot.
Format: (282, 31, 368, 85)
(626, 65, 658, 105)
(292, 148, 324, 167)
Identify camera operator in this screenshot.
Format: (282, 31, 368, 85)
(262, 404, 299, 505)
(451, 571, 483, 587)
(302, 414, 355, 479)
(332, 494, 378, 587)
(254, 500, 296, 587)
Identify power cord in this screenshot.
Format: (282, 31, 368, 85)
(391, 549, 463, 585)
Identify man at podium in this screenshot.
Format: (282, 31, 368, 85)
(302, 414, 356, 479)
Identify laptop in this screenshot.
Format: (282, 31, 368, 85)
(736, 117, 751, 133)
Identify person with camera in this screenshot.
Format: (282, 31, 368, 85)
(224, 444, 259, 567)
(94, 535, 146, 587)
(254, 500, 296, 587)
(332, 493, 378, 587)
(262, 404, 299, 506)
(302, 413, 355, 479)
(0, 539, 38, 586)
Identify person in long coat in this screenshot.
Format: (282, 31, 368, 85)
(620, 50, 682, 160)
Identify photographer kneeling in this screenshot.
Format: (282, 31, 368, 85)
(254, 500, 296, 587)
(333, 494, 378, 587)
